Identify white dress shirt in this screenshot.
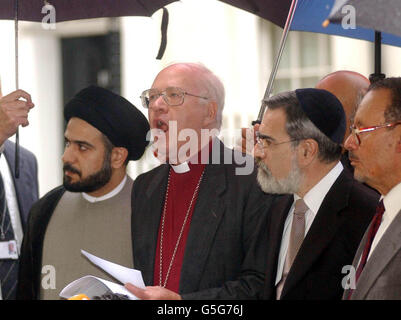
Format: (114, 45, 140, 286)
(367, 181, 401, 261)
(275, 161, 344, 286)
(0, 146, 24, 253)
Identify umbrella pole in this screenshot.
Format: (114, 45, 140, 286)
(252, 0, 299, 125)
(14, 0, 20, 178)
(369, 31, 385, 83)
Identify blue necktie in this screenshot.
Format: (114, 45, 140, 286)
(0, 171, 19, 300)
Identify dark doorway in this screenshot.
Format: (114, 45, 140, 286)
(61, 31, 121, 106)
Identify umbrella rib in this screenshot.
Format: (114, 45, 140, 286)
(244, 0, 260, 14)
(14, 0, 20, 178)
(136, 0, 153, 16)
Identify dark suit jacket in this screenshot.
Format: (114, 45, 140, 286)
(262, 168, 379, 300)
(2, 140, 38, 300)
(343, 207, 401, 299)
(131, 140, 275, 299)
(3, 140, 39, 231)
(16, 186, 65, 300)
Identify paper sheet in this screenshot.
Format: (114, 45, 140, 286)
(59, 275, 138, 300)
(81, 249, 145, 288)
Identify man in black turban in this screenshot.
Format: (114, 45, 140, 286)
(17, 86, 150, 300)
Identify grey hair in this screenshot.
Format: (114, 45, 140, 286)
(166, 62, 225, 129)
(265, 90, 342, 164)
(350, 88, 367, 124)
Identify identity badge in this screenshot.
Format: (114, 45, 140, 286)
(0, 240, 18, 260)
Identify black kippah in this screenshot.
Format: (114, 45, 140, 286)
(64, 86, 150, 160)
(295, 88, 346, 144)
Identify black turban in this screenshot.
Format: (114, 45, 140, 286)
(295, 88, 346, 145)
(64, 86, 150, 161)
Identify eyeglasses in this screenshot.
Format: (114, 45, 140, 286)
(255, 131, 299, 150)
(140, 87, 208, 109)
(349, 122, 401, 146)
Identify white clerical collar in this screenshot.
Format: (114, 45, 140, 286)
(171, 162, 190, 174)
(169, 138, 215, 174)
(82, 175, 127, 203)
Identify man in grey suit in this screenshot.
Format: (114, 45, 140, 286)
(0, 83, 38, 299)
(126, 62, 274, 299)
(343, 77, 401, 300)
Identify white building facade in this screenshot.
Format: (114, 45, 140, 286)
(0, 0, 400, 196)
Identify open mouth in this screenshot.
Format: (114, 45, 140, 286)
(154, 119, 169, 132)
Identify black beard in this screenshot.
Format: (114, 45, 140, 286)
(63, 156, 112, 193)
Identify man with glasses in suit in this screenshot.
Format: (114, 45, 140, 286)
(125, 62, 274, 300)
(343, 77, 401, 300)
(253, 88, 378, 300)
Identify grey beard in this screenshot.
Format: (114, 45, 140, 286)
(256, 157, 302, 194)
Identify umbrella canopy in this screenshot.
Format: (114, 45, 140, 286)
(219, 0, 401, 123)
(327, 0, 401, 39)
(0, 0, 177, 22)
(219, 0, 401, 47)
(0, 0, 177, 177)
(217, 0, 292, 28)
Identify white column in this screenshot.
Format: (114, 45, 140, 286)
(331, 35, 373, 78)
(0, 21, 63, 196)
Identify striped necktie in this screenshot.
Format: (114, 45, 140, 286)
(0, 171, 19, 300)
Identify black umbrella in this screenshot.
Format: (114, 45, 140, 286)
(0, 0, 176, 22)
(0, 0, 176, 177)
(218, 0, 293, 28)
(215, 0, 296, 124)
(218, 0, 296, 123)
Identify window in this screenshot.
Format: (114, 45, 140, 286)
(271, 24, 332, 94)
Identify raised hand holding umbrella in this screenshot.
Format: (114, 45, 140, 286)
(0, 0, 176, 177)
